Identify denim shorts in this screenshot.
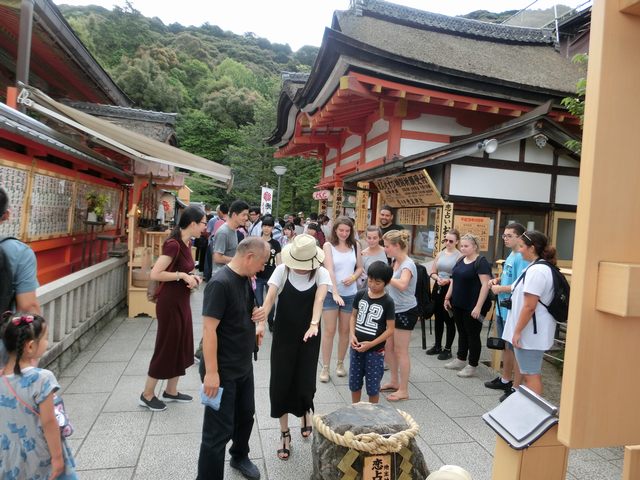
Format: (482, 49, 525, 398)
(514, 348, 544, 374)
(323, 293, 355, 314)
(349, 348, 385, 396)
(395, 307, 419, 331)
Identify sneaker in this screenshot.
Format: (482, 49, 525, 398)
(230, 456, 261, 480)
(138, 394, 167, 412)
(161, 391, 193, 403)
(499, 387, 516, 402)
(457, 365, 477, 377)
(425, 345, 442, 355)
(444, 358, 466, 370)
(319, 365, 330, 383)
(484, 376, 513, 391)
(336, 361, 346, 377)
(437, 349, 452, 360)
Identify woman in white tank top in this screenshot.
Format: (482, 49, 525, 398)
(319, 217, 363, 383)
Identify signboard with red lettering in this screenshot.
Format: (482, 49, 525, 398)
(454, 214, 491, 251)
(261, 187, 273, 214)
(313, 190, 330, 200)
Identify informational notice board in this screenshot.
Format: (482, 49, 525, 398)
(0, 163, 29, 237)
(373, 170, 442, 207)
(397, 208, 428, 226)
(454, 215, 491, 251)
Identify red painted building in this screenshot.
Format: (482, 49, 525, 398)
(269, 0, 583, 265)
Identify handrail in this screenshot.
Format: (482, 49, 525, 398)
(37, 257, 128, 366)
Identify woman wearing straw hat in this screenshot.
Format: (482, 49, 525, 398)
(262, 234, 331, 460)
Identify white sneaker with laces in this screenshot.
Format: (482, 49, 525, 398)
(319, 365, 330, 383)
(444, 358, 466, 370)
(457, 365, 477, 377)
(336, 361, 346, 377)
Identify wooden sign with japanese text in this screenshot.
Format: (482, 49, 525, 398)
(454, 215, 491, 251)
(397, 208, 428, 226)
(373, 170, 442, 208)
(332, 186, 344, 220)
(355, 182, 369, 231)
(363, 454, 392, 480)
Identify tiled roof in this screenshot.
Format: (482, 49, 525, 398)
(281, 72, 309, 100)
(358, 0, 554, 44)
(333, 12, 582, 94)
(63, 101, 177, 124)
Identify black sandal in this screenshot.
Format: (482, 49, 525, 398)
(277, 429, 291, 460)
(301, 412, 313, 439)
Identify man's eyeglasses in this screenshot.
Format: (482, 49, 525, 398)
(200, 221, 208, 225)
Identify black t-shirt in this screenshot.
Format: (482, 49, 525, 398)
(450, 256, 492, 311)
(351, 289, 395, 349)
(256, 238, 281, 280)
(380, 223, 404, 236)
(202, 266, 256, 379)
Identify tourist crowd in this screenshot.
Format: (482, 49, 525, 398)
(0, 187, 563, 480)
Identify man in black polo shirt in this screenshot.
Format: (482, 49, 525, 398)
(197, 237, 270, 480)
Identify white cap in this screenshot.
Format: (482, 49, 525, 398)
(426, 465, 473, 480)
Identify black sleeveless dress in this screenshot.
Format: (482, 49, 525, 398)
(269, 276, 321, 418)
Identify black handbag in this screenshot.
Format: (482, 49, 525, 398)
(486, 317, 505, 350)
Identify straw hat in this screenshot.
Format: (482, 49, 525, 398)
(281, 234, 324, 270)
(426, 465, 473, 480)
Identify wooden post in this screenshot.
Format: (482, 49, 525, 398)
(492, 425, 568, 480)
(622, 446, 640, 480)
(557, 0, 640, 449)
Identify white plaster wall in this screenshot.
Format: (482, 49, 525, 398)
(555, 175, 579, 205)
(366, 140, 388, 163)
(327, 148, 338, 161)
(450, 165, 551, 202)
(524, 139, 554, 165)
(488, 141, 520, 162)
(367, 118, 389, 141)
(558, 154, 580, 168)
(343, 134, 362, 153)
(342, 152, 360, 165)
(402, 114, 472, 135)
(324, 163, 336, 177)
(400, 139, 446, 156)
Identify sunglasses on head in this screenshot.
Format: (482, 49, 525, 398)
(520, 232, 533, 243)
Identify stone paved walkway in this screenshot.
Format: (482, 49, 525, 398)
(58, 288, 625, 479)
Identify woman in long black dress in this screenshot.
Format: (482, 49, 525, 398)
(139, 206, 205, 412)
(262, 234, 331, 460)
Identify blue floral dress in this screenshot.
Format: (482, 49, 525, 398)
(0, 367, 77, 479)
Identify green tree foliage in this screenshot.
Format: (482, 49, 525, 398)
(561, 53, 587, 154)
(58, 4, 322, 211)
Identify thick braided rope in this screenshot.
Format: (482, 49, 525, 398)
(312, 410, 419, 455)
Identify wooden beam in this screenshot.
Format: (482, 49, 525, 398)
(620, 0, 640, 15)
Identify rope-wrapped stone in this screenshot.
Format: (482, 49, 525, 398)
(310, 403, 430, 480)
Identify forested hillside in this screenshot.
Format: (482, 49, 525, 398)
(59, 2, 321, 213)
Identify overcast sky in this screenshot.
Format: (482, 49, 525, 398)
(54, 0, 589, 51)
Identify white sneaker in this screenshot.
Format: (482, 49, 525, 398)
(319, 365, 330, 383)
(444, 358, 466, 370)
(336, 361, 346, 377)
(457, 365, 477, 377)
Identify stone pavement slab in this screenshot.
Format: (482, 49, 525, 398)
(58, 288, 622, 480)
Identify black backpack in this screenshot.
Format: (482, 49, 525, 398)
(414, 262, 435, 319)
(514, 259, 571, 331)
(0, 236, 16, 313)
